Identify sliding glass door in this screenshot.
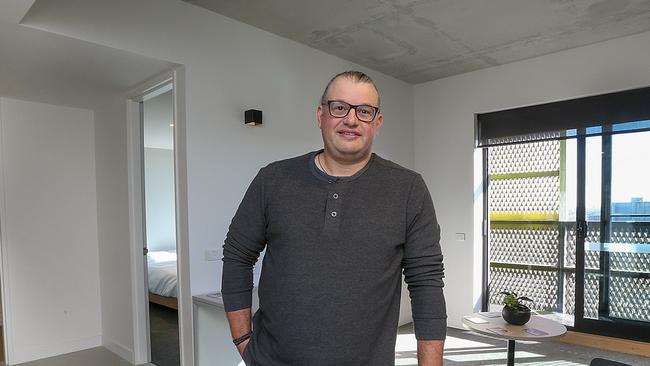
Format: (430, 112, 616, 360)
(485, 123, 650, 341)
(575, 127, 650, 340)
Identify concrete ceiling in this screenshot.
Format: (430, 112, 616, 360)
(0, 7, 176, 109)
(184, 0, 650, 84)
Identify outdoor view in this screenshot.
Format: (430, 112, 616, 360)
(486, 127, 650, 329)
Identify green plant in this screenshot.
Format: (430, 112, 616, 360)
(500, 291, 533, 311)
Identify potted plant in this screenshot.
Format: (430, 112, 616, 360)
(500, 291, 533, 325)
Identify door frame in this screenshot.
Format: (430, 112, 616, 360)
(126, 67, 193, 365)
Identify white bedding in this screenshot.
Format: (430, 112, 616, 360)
(147, 251, 178, 297)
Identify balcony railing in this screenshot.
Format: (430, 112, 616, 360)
(488, 221, 650, 323)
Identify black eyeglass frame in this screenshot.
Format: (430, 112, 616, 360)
(323, 100, 380, 123)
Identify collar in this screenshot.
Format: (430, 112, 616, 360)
(308, 149, 374, 183)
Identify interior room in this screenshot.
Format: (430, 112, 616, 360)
(0, 1, 648, 366)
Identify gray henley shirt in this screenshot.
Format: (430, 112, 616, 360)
(222, 151, 446, 366)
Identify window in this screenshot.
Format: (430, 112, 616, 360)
(477, 88, 650, 341)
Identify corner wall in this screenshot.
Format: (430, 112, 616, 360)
(0, 97, 101, 364)
(93, 94, 135, 362)
(413, 30, 650, 328)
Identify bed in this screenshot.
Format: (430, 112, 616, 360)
(147, 250, 178, 309)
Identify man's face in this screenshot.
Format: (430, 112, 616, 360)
(317, 78, 383, 161)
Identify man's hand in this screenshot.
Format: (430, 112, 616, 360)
(417, 339, 444, 366)
(236, 338, 250, 357)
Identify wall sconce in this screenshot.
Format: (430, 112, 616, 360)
(244, 109, 263, 126)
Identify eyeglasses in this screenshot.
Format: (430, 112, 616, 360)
(324, 100, 379, 123)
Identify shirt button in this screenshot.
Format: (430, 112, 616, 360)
(330, 211, 338, 217)
(333, 193, 339, 199)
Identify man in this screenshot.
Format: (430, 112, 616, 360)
(222, 71, 446, 366)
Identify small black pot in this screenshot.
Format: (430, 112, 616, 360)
(502, 305, 531, 325)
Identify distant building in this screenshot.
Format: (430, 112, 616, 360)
(612, 197, 650, 222)
(585, 198, 650, 222)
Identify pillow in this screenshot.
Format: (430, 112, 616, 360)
(147, 250, 177, 263)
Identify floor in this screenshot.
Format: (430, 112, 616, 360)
(11, 324, 649, 366)
(15, 347, 132, 366)
(395, 324, 647, 366)
(148, 303, 180, 366)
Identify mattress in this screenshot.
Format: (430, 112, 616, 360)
(147, 250, 178, 297)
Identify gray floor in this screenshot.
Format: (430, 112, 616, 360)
(149, 303, 180, 366)
(396, 323, 648, 366)
(13, 324, 649, 366)
(15, 347, 133, 366)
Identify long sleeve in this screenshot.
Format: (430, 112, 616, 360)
(221, 168, 268, 312)
(402, 174, 447, 340)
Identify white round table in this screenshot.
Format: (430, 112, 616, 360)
(462, 312, 567, 366)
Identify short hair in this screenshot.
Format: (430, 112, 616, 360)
(320, 71, 381, 108)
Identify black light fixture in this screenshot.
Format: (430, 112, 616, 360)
(244, 109, 263, 126)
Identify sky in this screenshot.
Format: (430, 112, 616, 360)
(611, 131, 650, 202)
(562, 130, 649, 220)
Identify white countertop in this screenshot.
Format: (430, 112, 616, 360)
(193, 288, 259, 311)
(193, 293, 226, 309)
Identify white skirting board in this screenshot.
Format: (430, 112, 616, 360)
(103, 337, 135, 364)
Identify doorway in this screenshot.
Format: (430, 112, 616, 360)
(141, 83, 180, 366)
(128, 68, 190, 366)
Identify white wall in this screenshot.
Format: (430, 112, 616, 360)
(93, 94, 135, 362)
(144, 147, 176, 252)
(0, 97, 101, 364)
(22, 1, 415, 362)
(414, 30, 650, 329)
